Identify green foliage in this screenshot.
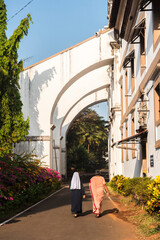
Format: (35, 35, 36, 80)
(110, 175, 128, 193)
(67, 108, 108, 172)
(132, 212, 160, 237)
(67, 144, 89, 171)
(0, 0, 32, 155)
(110, 175, 160, 216)
(129, 177, 152, 205)
(0, 153, 61, 221)
(0, 0, 7, 47)
(146, 176, 160, 216)
(0, 94, 29, 154)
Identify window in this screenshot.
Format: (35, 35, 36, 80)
(130, 20, 146, 75)
(121, 83, 123, 119)
(121, 128, 124, 163)
(131, 57, 135, 93)
(125, 121, 129, 161)
(154, 76, 160, 148)
(153, 0, 160, 50)
(131, 113, 136, 158)
(125, 71, 128, 110)
(140, 28, 146, 75)
(154, 81, 160, 124)
(123, 50, 135, 95)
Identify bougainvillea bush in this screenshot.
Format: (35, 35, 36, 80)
(0, 153, 61, 220)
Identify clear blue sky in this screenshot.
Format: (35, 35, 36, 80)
(5, 0, 108, 119)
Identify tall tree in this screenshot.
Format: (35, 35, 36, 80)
(0, 0, 32, 155)
(67, 109, 108, 172)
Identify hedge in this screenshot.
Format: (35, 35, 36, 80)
(0, 153, 62, 221)
(110, 175, 160, 216)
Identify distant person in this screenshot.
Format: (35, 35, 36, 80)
(70, 172, 85, 217)
(89, 173, 109, 217)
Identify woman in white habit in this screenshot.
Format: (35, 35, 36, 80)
(70, 172, 85, 217)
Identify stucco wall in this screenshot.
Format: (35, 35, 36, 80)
(15, 29, 115, 174)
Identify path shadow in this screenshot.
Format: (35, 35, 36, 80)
(101, 208, 119, 216)
(4, 184, 90, 223)
(1, 187, 71, 225)
(3, 183, 118, 225)
(81, 208, 119, 218)
(7, 219, 21, 224)
(81, 210, 92, 216)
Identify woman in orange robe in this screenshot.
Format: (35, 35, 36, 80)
(89, 174, 109, 217)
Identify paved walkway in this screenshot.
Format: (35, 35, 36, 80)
(0, 184, 138, 240)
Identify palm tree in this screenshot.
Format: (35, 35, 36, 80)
(67, 108, 108, 172)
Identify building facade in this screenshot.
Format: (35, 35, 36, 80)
(15, 0, 160, 179)
(108, 0, 160, 179)
(15, 29, 115, 176)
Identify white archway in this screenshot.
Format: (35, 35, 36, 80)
(15, 29, 118, 176)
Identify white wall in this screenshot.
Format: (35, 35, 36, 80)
(15, 29, 116, 175)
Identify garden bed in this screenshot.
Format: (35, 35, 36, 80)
(109, 175, 160, 240)
(110, 191, 160, 240)
(0, 153, 62, 222)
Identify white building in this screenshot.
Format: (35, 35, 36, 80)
(108, 0, 160, 179)
(15, 29, 116, 177)
(15, 0, 160, 180)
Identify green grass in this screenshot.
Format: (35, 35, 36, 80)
(133, 213, 160, 236)
(109, 186, 160, 239)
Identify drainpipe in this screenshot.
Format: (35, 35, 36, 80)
(50, 124, 56, 170)
(59, 136, 63, 175)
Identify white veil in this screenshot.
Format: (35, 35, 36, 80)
(70, 172, 81, 190)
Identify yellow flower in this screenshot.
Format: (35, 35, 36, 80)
(155, 176, 160, 184)
(147, 201, 151, 206)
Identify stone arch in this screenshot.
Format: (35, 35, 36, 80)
(50, 58, 113, 124)
(51, 86, 110, 174)
(50, 59, 113, 173)
(60, 86, 109, 131)
(60, 91, 109, 176)
(14, 29, 115, 175)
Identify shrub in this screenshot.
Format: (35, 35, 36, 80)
(131, 177, 152, 206)
(109, 175, 120, 191)
(110, 175, 160, 216)
(146, 176, 160, 216)
(122, 177, 141, 196)
(122, 177, 152, 205)
(0, 153, 61, 220)
(110, 175, 128, 193)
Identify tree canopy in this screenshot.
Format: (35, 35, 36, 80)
(67, 108, 108, 173)
(0, 0, 32, 156)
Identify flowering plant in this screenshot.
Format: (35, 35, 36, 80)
(0, 153, 61, 220)
(146, 176, 160, 216)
